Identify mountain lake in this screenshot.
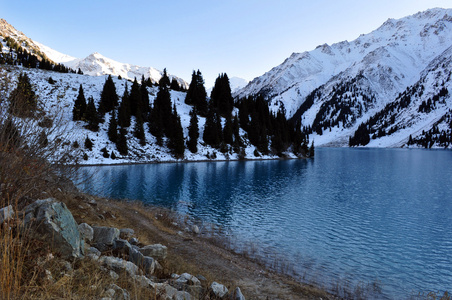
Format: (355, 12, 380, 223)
(75, 147, 452, 299)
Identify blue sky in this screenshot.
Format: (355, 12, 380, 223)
(2, 0, 451, 87)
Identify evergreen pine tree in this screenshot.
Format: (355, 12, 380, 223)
(107, 110, 118, 143)
(99, 75, 118, 114)
(118, 82, 131, 127)
(187, 108, 199, 153)
(73, 84, 87, 121)
(149, 85, 172, 144)
(133, 109, 146, 146)
(210, 73, 234, 117)
(223, 114, 233, 145)
(139, 81, 150, 117)
(159, 68, 171, 88)
(101, 147, 109, 158)
(184, 70, 208, 116)
(203, 104, 221, 148)
(84, 136, 93, 151)
(170, 78, 180, 91)
(407, 134, 413, 145)
(116, 128, 128, 155)
(167, 106, 185, 158)
(8, 73, 37, 118)
(129, 77, 142, 116)
(84, 96, 99, 131)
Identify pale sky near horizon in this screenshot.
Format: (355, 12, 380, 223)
(2, 1, 451, 87)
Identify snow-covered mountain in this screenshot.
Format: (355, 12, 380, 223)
(235, 8, 452, 147)
(38, 46, 188, 88)
(0, 19, 187, 88)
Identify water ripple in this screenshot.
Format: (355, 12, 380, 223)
(77, 149, 452, 299)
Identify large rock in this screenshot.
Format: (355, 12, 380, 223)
(23, 199, 84, 259)
(92, 226, 120, 251)
(0, 205, 14, 225)
(210, 282, 228, 299)
(175, 273, 201, 286)
(99, 256, 139, 277)
(140, 244, 167, 260)
(78, 223, 94, 242)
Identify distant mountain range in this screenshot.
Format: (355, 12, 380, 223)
(235, 8, 452, 147)
(1, 8, 451, 151)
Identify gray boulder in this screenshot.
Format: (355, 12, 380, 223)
(210, 282, 228, 299)
(175, 273, 201, 286)
(0, 205, 14, 225)
(92, 226, 120, 251)
(140, 244, 167, 260)
(142, 256, 155, 275)
(99, 256, 139, 277)
(128, 247, 155, 275)
(23, 199, 84, 259)
(78, 223, 94, 242)
(113, 239, 132, 257)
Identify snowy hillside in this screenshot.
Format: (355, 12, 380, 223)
(0, 65, 297, 164)
(235, 8, 452, 148)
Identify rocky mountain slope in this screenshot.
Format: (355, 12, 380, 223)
(235, 8, 452, 148)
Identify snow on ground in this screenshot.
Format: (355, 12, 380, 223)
(1, 65, 295, 165)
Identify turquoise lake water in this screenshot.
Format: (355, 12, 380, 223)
(76, 148, 452, 298)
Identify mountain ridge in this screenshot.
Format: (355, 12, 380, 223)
(235, 7, 452, 148)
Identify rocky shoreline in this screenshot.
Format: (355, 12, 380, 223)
(1, 198, 246, 299)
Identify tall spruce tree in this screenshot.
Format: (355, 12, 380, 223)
(150, 85, 172, 138)
(133, 109, 146, 146)
(118, 82, 131, 127)
(203, 103, 221, 148)
(187, 108, 199, 153)
(99, 75, 118, 114)
(116, 128, 128, 155)
(159, 68, 171, 88)
(8, 73, 37, 118)
(210, 73, 234, 117)
(223, 114, 233, 145)
(129, 78, 141, 117)
(139, 81, 150, 117)
(185, 70, 208, 116)
(72, 84, 87, 121)
(167, 105, 185, 158)
(170, 78, 180, 91)
(84, 96, 99, 131)
(107, 110, 118, 143)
